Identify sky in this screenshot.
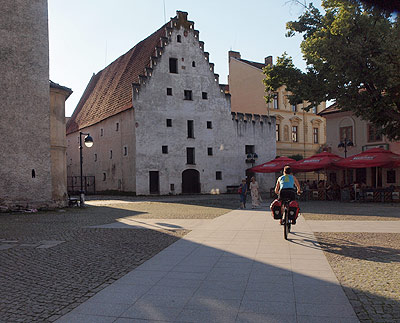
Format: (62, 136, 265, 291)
(48, 0, 322, 117)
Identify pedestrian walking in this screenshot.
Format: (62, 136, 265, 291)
(238, 179, 248, 209)
(250, 176, 260, 208)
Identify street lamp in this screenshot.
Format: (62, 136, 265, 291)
(246, 153, 258, 167)
(79, 132, 93, 206)
(338, 138, 353, 158)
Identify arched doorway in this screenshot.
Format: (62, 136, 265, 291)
(182, 169, 200, 194)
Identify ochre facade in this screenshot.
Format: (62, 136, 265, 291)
(228, 51, 327, 161)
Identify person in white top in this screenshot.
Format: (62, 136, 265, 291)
(250, 176, 260, 208)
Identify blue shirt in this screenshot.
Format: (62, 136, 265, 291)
(278, 175, 295, 190)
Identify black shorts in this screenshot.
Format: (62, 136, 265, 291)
(279, 188, 296, 202)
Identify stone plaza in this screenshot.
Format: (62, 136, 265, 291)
(1, 195, 399, 322)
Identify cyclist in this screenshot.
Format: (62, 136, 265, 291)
(274, 165, 301, 224)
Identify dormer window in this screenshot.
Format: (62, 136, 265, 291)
(177, 35, 182, 43)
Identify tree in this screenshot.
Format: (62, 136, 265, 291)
(263, 0, 400, 140)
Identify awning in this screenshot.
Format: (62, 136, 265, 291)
(334, 148, 400, 168)
(249, 156, 296, 173)
(291, 152, 343, 172)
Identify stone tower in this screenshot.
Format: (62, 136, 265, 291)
(0, 0, 53, 210)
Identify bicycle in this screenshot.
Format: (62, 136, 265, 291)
(280, 192, 301, 240)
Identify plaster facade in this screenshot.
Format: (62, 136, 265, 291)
(66, 12, 276, 195)
(0, 0, 53, 210)
(321, 108, 400, 187)
(228, 52, 327, 160)
(50, 83, 72, 206)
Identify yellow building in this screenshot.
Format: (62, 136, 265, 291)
(228, 51, 326, 178)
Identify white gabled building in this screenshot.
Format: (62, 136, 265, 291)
(66, 11, 276, 195)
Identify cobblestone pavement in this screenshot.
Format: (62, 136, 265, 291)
(299, 200, 400, 221)
(0, 195, 236, 323)
(315, 232, 400, 322)
(1, 195, 399, 322)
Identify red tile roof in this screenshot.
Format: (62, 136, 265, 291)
(318, 103, 341, 116)
(66, 23, 169, 134)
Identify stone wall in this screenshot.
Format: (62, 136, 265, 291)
(0, 0, 52, 210)
(133, 19, 276, 195)
(66, 109, 136, 193)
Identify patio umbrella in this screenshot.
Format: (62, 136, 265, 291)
(334, 148, 400, 168)
(249, 156, 296, 173)
(291, 152, 343, 172)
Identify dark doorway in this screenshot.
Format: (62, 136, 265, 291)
(371, 167, 382, 188)
(356, 168, 367, 184)
(245, 169, 254, 187)
(149, 171, 160, 194)
(182, 169, 200, 194)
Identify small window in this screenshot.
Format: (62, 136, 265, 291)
(367, 124, 382, 142)
(31, 169, 35, 178)
(170, 183, 175, 191)
(291, 104, 297, 112)
(123, 147, 128, 156)
(162, 145, 168, 154)
(177, 35, 182, 43)
(187, 147, 195, 164)
(208, 147, 213, 156)
(169, 58, 178, 73)
(116, 123, 119, 131)
(167, 88, 172, 96)
(216, 171, 222, 180)
(94, 153, 97, 161)
(202, 92, 208, 100)
(207, 121, 212, 129)
(292, 126, 298, 142)
(101, 128, 104, 136)
(387, 170, 396, 184)
(313, 127, 319, 144)
(166, 119, 172, 127)
(312, 105, 317, 114)
(340, 126, 353, 142)
(245, 145, 255, 154)
(187, 120, 194, 138)
(102, 173, 106, 181)
(273, 93, 278, 109)
(184, 90, 193, 100)
(192, 61, 196, 67)
(110, 150, 113, 159)
(276, 124, 280, 141)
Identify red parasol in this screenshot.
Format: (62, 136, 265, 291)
(250, 156, 296, 173)
(334, 148, 400, 168)
(291, 152, 343, 172)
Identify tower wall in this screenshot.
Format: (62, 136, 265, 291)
(0, 0, 52, 210)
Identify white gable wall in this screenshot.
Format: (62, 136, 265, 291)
(133, 26, 276, 195)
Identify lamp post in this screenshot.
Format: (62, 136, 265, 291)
(338, 138, 353, 158)
(246, 153, 258, 168)
(338, 138, 353, 185)
(79, 132, 93, 206)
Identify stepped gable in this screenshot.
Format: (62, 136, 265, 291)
(67, 11, 223, 134)
(66, 23, 169, 134)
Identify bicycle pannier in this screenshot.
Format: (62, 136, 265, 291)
(288, 200, 300, 220)
(270, 199, 282, 219)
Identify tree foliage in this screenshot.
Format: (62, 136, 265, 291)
(263, 0, 400, 140)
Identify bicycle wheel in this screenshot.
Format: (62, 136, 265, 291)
(283, 209, 288, 240)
